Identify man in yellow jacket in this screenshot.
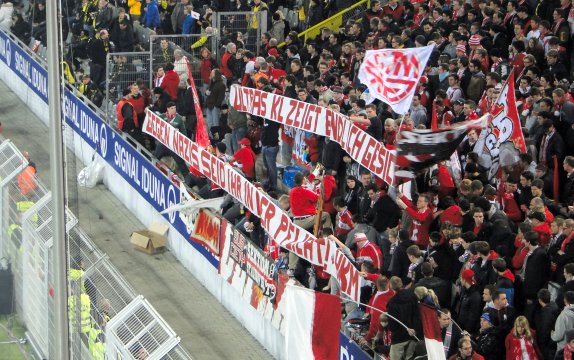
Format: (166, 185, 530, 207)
(128, 0, 142, 21)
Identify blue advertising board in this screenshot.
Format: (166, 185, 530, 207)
(339, 332, 373, 360)
(0, 30, 219, 268)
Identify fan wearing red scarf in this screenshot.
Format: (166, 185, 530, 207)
(555, 329, 574, 360)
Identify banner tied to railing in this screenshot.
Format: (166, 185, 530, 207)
(229, 85, 395, 186)
(143, 109, 361, 302)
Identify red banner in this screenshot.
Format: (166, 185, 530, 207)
(143, 109, 361, 302)
(190, 209, 221, 256)
(185, 58, 210, 148)
(229, 85, 395, 186)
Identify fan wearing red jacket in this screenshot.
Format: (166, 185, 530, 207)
(502, 179, 523, 223)
(527, 211, 551, 247)
(334, 197, 354, 239)
(354, 232, 383, 271)
(396, 192, 434, 247)
(359, 276, 396, 345)
(160, 63, 180, 101)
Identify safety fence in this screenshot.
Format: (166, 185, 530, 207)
(279, 0, 370, 46)
(212, 11, 267, 58)
(0, 139, 192, 359)
(104, 51, 152, 117)
(149, 34, 217, 95)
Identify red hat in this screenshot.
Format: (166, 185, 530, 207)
(268, 48, 279, 57)
(238, 138, 251, 146)
(461, 269, 476, 285)
(469, 35, 481, 46)
(456, 44, 466, 54)
(353, 232, 368, 243)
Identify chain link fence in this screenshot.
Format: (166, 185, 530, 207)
(212, 11, 267, 59)
(0, 140, 192, 359)
(149, 34, 217, 98)
(104, 52, 152, 118)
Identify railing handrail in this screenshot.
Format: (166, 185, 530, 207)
(278, 0, 370, 47)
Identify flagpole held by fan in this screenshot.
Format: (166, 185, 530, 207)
(312, 163, 325, 237)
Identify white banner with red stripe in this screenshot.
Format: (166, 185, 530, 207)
(284, 283, 341, 360)
(229, 85, 395, 185)
(142, 109, 361, 302)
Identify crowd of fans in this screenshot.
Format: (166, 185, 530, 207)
(7, 0, 574, 359)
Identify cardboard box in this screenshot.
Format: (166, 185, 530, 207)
(130, 223, 169, 254)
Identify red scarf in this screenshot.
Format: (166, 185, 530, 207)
(511, 335, 536, 360)
(565, 343, 574, 360)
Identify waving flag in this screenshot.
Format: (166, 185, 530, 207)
(184, 58, 210, 149)
(358, 45, 434, 114)
(284, 284, 341, 360)
(419, 304, 447, 360)
(395, 115, 489, 179)
(474, 71, 527, 180)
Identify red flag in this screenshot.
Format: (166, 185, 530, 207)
(184, 58, 210, 149)
(284, 284, 341, 360)
(431, 100, 438, 130)
(419, 303, 447, 360)
(473, 71, 527, 180)
(554, 155, 560, 202)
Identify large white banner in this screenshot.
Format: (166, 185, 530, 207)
(143, 109, 361, 302)
(229, 85, 395, 186)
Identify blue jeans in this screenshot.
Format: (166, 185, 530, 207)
(262, 145, 279, 190)
(231, 126, 248, 154)
(205, 107, 221, 134)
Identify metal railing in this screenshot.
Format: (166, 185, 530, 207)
(0, 140, 192, 359)
(212, 11, 267, 58)
(104, 52, 152, 115)
(149, 34, 217, 93)
(279, 0, 370, 46)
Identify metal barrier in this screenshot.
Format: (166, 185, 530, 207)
(149, 34, 217, 97)
(212, 11, 267, 58)
(0, 140, 192, 359)
(279, 0, 370, 46)
(104, 52, 152, 116)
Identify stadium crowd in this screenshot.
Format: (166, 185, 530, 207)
(5, 0, 574, 359)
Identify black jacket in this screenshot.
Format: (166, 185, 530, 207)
(366, 195, 401, 233)
(321, 139, 343, 174)
(475, 326, 502, 360)
(454, 285, 482, 333)
(391, 240, 415, 281)
(427, 244, 455, 282)
(344, 185, 363, 216)
(387, 289, 422, 344)
(486, 305, 517, 335)
(416, 276, 451, 308)
(534, 302, 560, 355)
(260, 118, 281, 147)
(523, 246, 550, 299)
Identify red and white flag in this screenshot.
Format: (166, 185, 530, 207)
(184, 58, 210, 149)
(358, 45, 434, 115)
(474, 71, 527, 180)
(284, 284, 341, 360)
(419, 303, 446, 360)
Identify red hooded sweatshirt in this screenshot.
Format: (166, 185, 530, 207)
(533, 222, 551, 247)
